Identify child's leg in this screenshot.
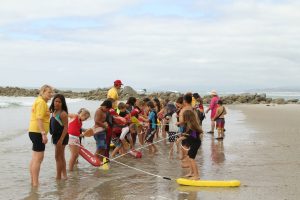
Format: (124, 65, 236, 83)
(125, 133, 134, 150)
(152, 144, 158, 153)
(111, 146, 121, 157)
(190, 158, 200, 180)
(95, 149, 105, 162)
(184, 157, 193, 177)
(61, 145, 67, 179)
(221, 120, 225, 137)
(69, 145, 79, 171)
(217, 128, 222, 138)
(169, 142, 174, 159)
(138, 126, 144, 145)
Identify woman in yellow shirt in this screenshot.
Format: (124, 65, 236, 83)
(28, 84, 53, 187)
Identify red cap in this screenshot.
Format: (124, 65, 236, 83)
(114, 80, 123, 85)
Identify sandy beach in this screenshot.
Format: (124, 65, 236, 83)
(227, 104, 300, 200)
(0, 99, 299, 200)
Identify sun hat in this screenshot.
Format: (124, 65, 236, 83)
(210, 90, 218, 96)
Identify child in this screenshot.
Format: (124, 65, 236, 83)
(193, 93, 205, 126)
(212, 99, 227, 140)
(111, 102, 133, 157)
(118, 102, 134, 149)
(68, 108, 90, 171)
(136, 100, 148, 146)
(177, 109, 202, 180)
(145, 101, 158, 154)
(49, 94, 69, 180)
(165, 103, 179, 159)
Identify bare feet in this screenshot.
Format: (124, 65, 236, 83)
(184, 173, 193, 177)
(189, 176, 200, 180)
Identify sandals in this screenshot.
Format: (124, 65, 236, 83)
(207, 131, 214, 134)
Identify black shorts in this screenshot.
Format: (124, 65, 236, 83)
(52, 133, 69, 145)
(187, 139, 201, 159)
(29, 132, 45, 152)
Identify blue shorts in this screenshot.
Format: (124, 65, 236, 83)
(111, 137, 122, 147)
(94, 131, 107, 150)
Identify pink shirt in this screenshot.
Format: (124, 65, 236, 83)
(209, 96, 219, 119)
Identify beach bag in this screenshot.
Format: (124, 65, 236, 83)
(214, 107, 225, 121)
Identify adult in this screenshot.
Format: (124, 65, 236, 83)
(28, 84, 53, 187)
(49, 94, 69, 180)
(205, 90, 220, 134)
(107, 80, 123, 109)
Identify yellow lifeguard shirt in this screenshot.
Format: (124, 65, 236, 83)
(192, 97, 196, 107)
(107, 86, 119, 109)
(28, 96, 50, 133)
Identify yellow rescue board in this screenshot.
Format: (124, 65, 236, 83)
(176, 178, 241, 187)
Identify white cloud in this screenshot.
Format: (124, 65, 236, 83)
(0, 0, 300, 91)
(0, 0, 138, 25)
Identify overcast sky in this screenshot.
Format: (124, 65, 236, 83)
(0, 0, 299, 92)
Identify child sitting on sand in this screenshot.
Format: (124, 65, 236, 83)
(68, 108, 90, 171)
(213, 99, 227, 140)
(177, 109, 202, 180)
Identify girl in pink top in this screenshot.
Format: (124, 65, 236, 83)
(68, 108, 90, 171)
(205, 90, 219, 134)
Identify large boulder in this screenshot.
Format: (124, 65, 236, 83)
(121, 86, 137, 96)
(273, 98, 286, 104)
(287, 99, 299, 103)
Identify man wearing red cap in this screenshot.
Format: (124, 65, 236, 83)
(107, 80, 123, 109)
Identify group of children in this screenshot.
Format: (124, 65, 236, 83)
(49, 92, 227, 181)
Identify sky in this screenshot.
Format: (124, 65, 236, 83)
(0, 0, 299, 92)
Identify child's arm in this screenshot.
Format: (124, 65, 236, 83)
(176, 135, 187, 144)
(212, 107, 220, 121)
(68, 113, 77, 119)
(58, 111, 68, 145)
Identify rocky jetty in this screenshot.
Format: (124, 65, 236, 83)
(0, 86, 298, 105)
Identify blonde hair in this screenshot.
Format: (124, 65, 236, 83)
(183, 110, 203, 134)
(39, 84, 53, 96)
(78, 108, 90, 118)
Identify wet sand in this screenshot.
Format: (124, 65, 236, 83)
(1, 103, 300, 200)
(227, 104, 300, 200)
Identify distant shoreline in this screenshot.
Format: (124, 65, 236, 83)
(0, 86, 299, 105)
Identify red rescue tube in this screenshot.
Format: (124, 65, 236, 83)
(113, 116, 127, 126)
(129, 149, 142, 158)
(79, 145, 101, 167)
